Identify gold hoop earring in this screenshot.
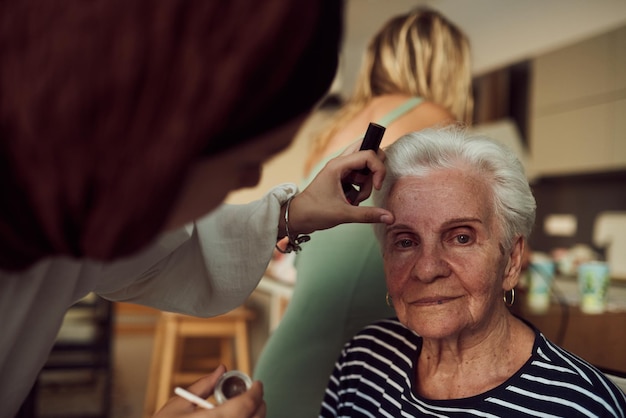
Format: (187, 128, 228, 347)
(385, 292, 392, 307)
(503, 288, 515, 306)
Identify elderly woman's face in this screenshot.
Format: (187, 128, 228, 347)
(382, 168, 519, 340)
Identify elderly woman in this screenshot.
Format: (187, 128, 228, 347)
(320, 127, 626, 417)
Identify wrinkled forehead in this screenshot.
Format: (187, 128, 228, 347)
(386, 169, 498, 227)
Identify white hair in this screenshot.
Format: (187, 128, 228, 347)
(373, 126, 536, 250)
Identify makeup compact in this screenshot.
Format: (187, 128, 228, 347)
(214, 370, 252, 404)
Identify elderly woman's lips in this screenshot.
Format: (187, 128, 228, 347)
(413, 296, 459, 306)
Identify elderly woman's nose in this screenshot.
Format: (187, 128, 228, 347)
(411, 245, 450, 282)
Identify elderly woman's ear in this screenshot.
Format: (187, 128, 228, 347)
(503, 236, 526, 289)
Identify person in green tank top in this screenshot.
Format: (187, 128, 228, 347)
(254, 8, 474, 418)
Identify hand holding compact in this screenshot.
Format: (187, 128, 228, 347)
(152, 365, 265, 418)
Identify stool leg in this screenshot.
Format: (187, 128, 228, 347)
(155, 315, 179, 412)
(173, 330, 186, 383)
(220, 337, 234, 371)
(234, 320, 250, 376)
(143, 314, 166, 418)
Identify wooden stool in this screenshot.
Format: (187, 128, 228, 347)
(143, 306, 255, 416)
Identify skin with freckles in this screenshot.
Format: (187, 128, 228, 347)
(382, 168, 534, 399)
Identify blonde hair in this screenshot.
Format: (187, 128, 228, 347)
(306, 8, 473, 173)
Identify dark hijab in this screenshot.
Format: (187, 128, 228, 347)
(0, 0, 342, 270)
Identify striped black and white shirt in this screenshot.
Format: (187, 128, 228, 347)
(320, 318, 626, 417)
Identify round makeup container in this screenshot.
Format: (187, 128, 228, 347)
(214, 370, 252, 404)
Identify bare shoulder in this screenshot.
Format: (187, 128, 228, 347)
(381, 100, 456, 148)
(410, 101, 456, 126)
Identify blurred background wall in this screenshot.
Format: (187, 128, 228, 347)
(226, 0, 626, 205)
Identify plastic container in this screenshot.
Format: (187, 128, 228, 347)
(214, 370, 252, 404)
(578, 261, 610, 314)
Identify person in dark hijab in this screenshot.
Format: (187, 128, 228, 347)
(0, 1, 394, 417)
(0, 0, 341, 269)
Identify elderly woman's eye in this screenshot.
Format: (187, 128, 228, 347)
(395, 239, 413, 248)
(457, 234, 471, 244)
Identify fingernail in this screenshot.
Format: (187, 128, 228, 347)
(380, 214, 393, 224)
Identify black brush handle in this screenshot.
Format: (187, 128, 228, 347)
(343, 122, 386, 203)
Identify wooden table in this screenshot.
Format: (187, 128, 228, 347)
(512, 289, 626, 374)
